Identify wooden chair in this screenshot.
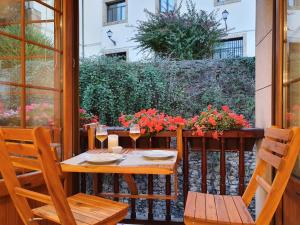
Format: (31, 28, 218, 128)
(184, 127, 300, 225)
(0, 127, 128, 225)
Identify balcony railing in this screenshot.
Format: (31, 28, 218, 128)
(78, 128, 264, 224)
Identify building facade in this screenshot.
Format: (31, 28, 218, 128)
(79, 0, 256, 61)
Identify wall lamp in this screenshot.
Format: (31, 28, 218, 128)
(106, 29, 116, 46)
(222, 9, 229, 31)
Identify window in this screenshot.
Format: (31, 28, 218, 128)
(107, 0, 126, 23)
(0, 1, 63, 133)
(282, 0, 300, 176)
(213, 37, 243, 59)
(214, 0, 241, 6)
(105, 52, 127, 60)
(288, 0, 300, 7)
(160, 0, 175, 13)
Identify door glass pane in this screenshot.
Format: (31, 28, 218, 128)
(26, 44, 61, 88)
(0, 85, 21, 127)
(25, 1, 56, 48)
(26, 88, 61, 127)
(284, 1, 300, 177)
(0, 36, 21, 83)
(0, 0, 21, 37)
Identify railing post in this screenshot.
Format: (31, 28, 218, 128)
(165, 175, 171, 221)
(220, 137, 226, 195)
(183, 137, 189, 205)
(239, 136, 245, 195)
(201, 137, 207, 193)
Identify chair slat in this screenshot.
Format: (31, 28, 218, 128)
(232, 196, 255, 225)
(195, 193, 206, 221)
(10, 156, 41, 171)
(258, 148, 282, 169)
(15, 187, 52, 205)
(261, 138, 288, 156)
(5, 142, 38, 157)
(223, 196, 242, 224)
(264, 128, 292, 142)
(32, 205, 90, 225)
(184, 192, 197, 219)
(1, 128, 34, 141)
(205, 194, 217, 222)
(214, 195, 230, 224)
(256, 175, 272, 193)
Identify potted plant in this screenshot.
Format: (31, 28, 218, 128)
(118, 108, 186, 147)
(186, 105, 254, 151)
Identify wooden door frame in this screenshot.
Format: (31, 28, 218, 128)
(63, 0, 80, 195)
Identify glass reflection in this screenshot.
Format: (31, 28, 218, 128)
(284, 1, 300, 177)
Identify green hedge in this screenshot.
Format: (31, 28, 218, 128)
(80, 57, 255, 126)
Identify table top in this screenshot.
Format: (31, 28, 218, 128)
(61, 149, 178, 175)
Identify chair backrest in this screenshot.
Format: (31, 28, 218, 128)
(242, 127, 300, 225)
(86, 123, 184, 160)
(0, 127, 76, 225)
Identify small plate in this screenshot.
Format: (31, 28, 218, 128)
(142, 150, 174, 160)
(85, 153, 124, 164)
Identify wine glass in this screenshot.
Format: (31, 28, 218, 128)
(129, 124, 141, 150)
(96, 125, 108, 149)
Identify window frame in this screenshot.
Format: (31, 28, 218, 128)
(214, 0, 241, 6)
(159, 0, 176, 13)
(103, 0, 128, 26)
(213, 35, 245, 59)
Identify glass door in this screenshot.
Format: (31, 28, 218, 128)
(283, 0, 300, 177)
(0, 0, 63, 143)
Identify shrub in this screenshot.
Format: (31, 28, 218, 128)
(80, 56, 255, 126)
(133, 0, 225, 60)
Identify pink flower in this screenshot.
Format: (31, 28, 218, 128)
(207, 105, 212, 110)
(79, 108, 86, 114)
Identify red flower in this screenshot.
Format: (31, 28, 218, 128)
(208, 117, 217, 126)
(196, 129, 204, 136)
(169, 125, 177, 131)
(141, 128, 146, 134)
(174, 116, 186, 125)
(221, 105, 230, 112)
(212, 131, 218, 139)
(207, 105, 212, 110)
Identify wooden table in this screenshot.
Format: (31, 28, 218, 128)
(61, 149, 179, 200)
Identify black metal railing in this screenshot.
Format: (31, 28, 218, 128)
(213, 37, 244, 59)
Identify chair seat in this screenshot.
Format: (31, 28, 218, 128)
(32, 193, 128, 225)
(184, 192, 255, 225)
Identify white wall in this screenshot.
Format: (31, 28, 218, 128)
(80, 0, 256, 60)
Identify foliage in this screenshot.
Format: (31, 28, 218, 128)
(133, 0, 225, 60)
(79, 56, 184, 125)
(80, 56, 255, 126)
(187, 105, 250, 139)
(79, 108, 98, 127)
(0, 25, 53, 57)
(118, 108, 186, 136)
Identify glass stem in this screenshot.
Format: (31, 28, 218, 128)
(134, 140, 137, 150)
(101, 141, 104, 149)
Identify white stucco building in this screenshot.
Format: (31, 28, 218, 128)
(79, 0, 256, 61)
